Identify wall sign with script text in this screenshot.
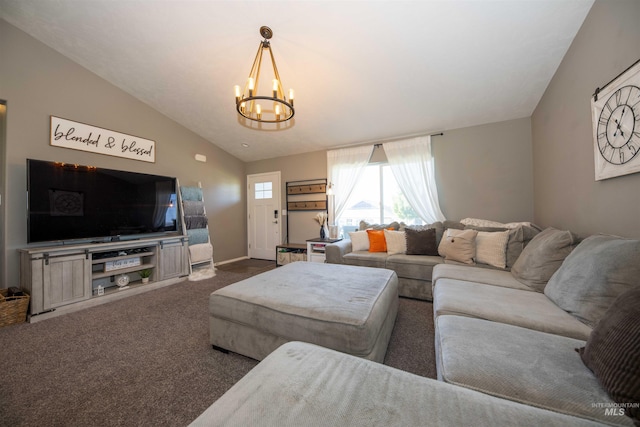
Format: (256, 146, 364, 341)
(50, 116, 156, 163)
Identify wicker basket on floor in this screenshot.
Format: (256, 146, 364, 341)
(0, 289, 30, 327)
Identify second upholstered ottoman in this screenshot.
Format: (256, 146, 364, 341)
(208, 262, 398, 362)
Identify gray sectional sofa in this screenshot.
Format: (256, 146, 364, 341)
(193, 224, 639, 426)
(432, 237, 639, 426)
(325, 219, 541, 300)
(191, 341, 606, 427)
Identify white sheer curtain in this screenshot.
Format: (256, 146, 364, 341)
(326, 145, 374, 224)
(382, 136, 445, 223)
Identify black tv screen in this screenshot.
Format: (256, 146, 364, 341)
(27, 159, 179, 243)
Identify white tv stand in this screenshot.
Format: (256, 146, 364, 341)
(19, 235, 189, 322)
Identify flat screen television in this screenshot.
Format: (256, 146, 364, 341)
(27, 159, 179, 244)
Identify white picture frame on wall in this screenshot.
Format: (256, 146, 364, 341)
(50, 116, 156, 163)
(591, 59, 640, 181)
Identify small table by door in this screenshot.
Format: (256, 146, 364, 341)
(306, 238, 342, 263)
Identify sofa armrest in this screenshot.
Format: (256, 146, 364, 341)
(325, 240, 352, 264)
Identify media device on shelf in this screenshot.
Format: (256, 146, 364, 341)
(27, 159, 179, 244)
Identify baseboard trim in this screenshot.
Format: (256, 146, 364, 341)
(214, 256, 249, 266)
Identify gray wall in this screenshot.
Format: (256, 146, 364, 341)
(246, 150, 326, 243)
(0, 20, 247, 287)
(433, 117, 533, 223)
(247, 117, 534, 243)
(532, 0, 640, 238)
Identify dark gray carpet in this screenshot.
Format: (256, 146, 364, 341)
(0, 260, 435, 426)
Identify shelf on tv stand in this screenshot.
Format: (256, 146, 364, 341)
(92, 263, 156, 280)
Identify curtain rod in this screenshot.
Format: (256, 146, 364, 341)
(373, 132, 444, 148)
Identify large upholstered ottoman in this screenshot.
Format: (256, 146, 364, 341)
(208, 262, 398, 362)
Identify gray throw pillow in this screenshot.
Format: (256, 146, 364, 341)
(510, 227, 579, 292)
(544, 234, 640, 328)
(405, 228, 438, 256)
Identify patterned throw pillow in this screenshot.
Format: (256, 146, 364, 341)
(475, 230, 510, 269)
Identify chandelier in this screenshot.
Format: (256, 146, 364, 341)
(234, 26, 295, 123)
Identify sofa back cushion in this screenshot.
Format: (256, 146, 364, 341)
(359, 220, 400, 231)
(578, 286, 640, 425)
(404, 227, 438, 256)
(544, 234, 640, 327)
(510, 227, 579, 292)
(438, 229, 478, 264)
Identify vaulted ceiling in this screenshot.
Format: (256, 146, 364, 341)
(1, 0, 594, 162)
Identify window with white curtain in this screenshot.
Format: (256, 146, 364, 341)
(328, 136, 444, 238)
(335, 163, 425, 237)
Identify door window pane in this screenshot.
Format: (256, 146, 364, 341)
(255, 181, 273, 199)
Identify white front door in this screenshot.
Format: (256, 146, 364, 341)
(247, 172, 281, 260)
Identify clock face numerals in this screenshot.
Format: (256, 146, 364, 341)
(597, 85, 640, 165)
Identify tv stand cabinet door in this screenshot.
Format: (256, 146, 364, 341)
(158, 240, 188, 280)
(42, 253, 92, 311)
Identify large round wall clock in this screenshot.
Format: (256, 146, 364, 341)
(592, 59, 640, 181)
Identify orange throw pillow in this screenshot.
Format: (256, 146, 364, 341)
(367, 229, 387, 252)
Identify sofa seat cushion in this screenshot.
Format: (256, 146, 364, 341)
(432, 264, 532, 291)
(343, 251, 388, 268)
(190, 341, 604, 427)
(385, 254, 442, 280)
(435, 315, 632, 426)
(433, 279, 592, 340)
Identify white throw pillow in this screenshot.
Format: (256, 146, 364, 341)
(384, 230, 406, 255)
(438, 228, 478, 264)
(475, 231, 509, 269)
(349, 230, 370, 251)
